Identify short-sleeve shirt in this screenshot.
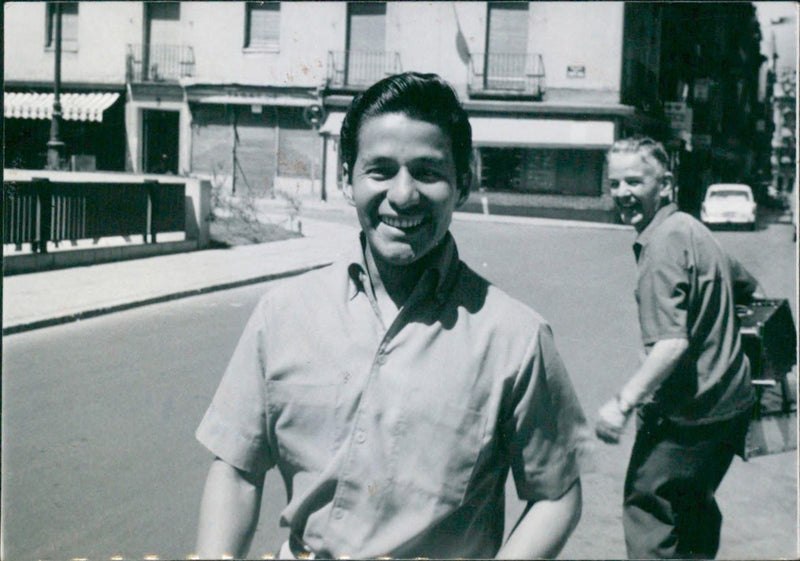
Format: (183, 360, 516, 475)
(633, 203, 755, 425)
(196, 233, 587, 559)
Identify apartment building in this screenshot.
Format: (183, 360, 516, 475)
(4, 2, 766, 221)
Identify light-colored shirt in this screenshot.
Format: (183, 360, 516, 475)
(633, 203, 755, 425)
(196, 234, 586, 559)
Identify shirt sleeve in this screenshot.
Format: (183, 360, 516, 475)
(196, 297, 275, 475)
(637, 229, 691, 345)
(507, 323, 588, 502)
(727, 254, 759, 303)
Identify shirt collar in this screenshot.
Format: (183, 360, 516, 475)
(633, 202, 678, 261)
(346, 232, 460, 305)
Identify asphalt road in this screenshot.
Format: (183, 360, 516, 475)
(2, 215, 796, 560)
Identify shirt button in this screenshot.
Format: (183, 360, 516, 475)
(376, 354, 386, 365)
(333, 507, 344, 520)
(355, 430, 366, 444)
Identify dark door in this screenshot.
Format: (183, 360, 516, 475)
(143, 109, 179, 174)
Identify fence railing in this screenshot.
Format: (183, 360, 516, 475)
(326, 50, 401, 89)
(3, 179, 185, 253)
(468, 52, 545, 99)
(126, 43, 195, 83)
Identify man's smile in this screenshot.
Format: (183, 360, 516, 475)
(380, 215, 426, 230)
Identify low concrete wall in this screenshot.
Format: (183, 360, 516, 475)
(3, 240, 199, 275)
(3, 169, 211, 274)
(461, 190, 620, 224)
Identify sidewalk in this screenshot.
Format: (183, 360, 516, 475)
(2, 200, 628, 335)
(2, 216, 360, 335)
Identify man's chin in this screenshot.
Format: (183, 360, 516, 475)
(617, 209, 642, 228)
(371, 243, 426, 268)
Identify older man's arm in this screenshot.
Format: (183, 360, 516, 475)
(596, 337, 690, 444)
(496, 479, 582, 559)
(196, 458, 265, 559)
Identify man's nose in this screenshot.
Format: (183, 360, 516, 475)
(613, 181, 631, 197)
(387, 168, 419, 207)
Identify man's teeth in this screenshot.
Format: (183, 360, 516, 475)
(382, 216, 424, 228)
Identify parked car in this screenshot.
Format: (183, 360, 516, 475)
(700, 183, 757, 230)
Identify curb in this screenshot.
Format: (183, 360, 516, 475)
(2, 262, 332, 336)
(453, 211, 631, 230)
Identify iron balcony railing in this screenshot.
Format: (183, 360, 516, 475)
(468, 52, 545, 99)
(326, 50, 401, 90)
(3, 178, 185, 252)
(126, 43, 195, 83)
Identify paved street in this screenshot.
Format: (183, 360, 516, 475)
(2, 215, 796, 560)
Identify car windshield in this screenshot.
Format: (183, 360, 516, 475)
(708, 190, 751, 200)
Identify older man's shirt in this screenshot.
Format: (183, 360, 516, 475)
(196, 234, 586, 559)
(633, 203, 755, 425)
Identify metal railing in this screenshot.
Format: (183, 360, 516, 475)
(468, 52, 545, 99)
(3, 179, 185, 252)
(126, 43, 195, 83)
(326, 50, 401, 89)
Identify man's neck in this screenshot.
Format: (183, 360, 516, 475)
(364, 244, 442, 326)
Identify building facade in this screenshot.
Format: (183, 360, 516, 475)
(4, 1, 771, 221)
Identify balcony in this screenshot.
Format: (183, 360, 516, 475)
(126, 44, 195, 83)
(326, 50, 401, 92)
(468, 52, 545, 100)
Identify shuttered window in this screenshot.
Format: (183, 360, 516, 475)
(487, 2, 528, 55)
(485, 2, 529, 88)
(245, 2, 281, 50)
(46, 2, 79, 51)
(345, 2, 387, 85)
(278, 108, 315, 178)
(147, 2, 181, 45)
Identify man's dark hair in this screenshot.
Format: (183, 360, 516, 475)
(340, 72, 473, 197)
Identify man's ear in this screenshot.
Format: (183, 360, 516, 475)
(455, 171, 472, 208)
(342, 163, 355, 206)
(660, 172, 675, 202)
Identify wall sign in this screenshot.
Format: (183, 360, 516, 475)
(567, 65, 586, 78)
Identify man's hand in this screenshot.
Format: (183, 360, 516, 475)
(595, 396, 632, 444)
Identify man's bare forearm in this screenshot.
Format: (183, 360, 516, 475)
(196, 458, 265, 559)
(496, 479, 582, 559)
(618, 337, 689, 408)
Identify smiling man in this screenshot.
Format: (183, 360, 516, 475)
(597, 137, 762, 559)
(194, 72, 587, 559)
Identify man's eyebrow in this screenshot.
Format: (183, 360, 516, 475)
(360, 155, 396, 166)
(409, 156, 450, 166)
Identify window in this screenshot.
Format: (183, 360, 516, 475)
(484, 2, 529, 90)
(479, 148, 603, 196)
(46, 2, 79, 51)
(245, 2, 280, 50)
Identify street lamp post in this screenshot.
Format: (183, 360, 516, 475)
(46, 2, 65, 170)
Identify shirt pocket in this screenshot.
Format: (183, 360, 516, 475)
(394, 401, 487, 507)
(267, 381, 342, 472)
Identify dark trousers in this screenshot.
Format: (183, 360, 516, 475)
(622, 410, 750, 559)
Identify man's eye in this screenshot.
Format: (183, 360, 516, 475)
(610, 181, 620, 189)
(366, 168, 392, 179)
(415, 168, 443, 182)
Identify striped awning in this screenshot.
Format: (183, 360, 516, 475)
(4, 92, 120, 122)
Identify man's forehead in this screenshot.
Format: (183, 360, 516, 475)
(357, 116, 453, 162)
(608, 152, 661, 174)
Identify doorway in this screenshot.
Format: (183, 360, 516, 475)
(142, 109, 179, 174)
